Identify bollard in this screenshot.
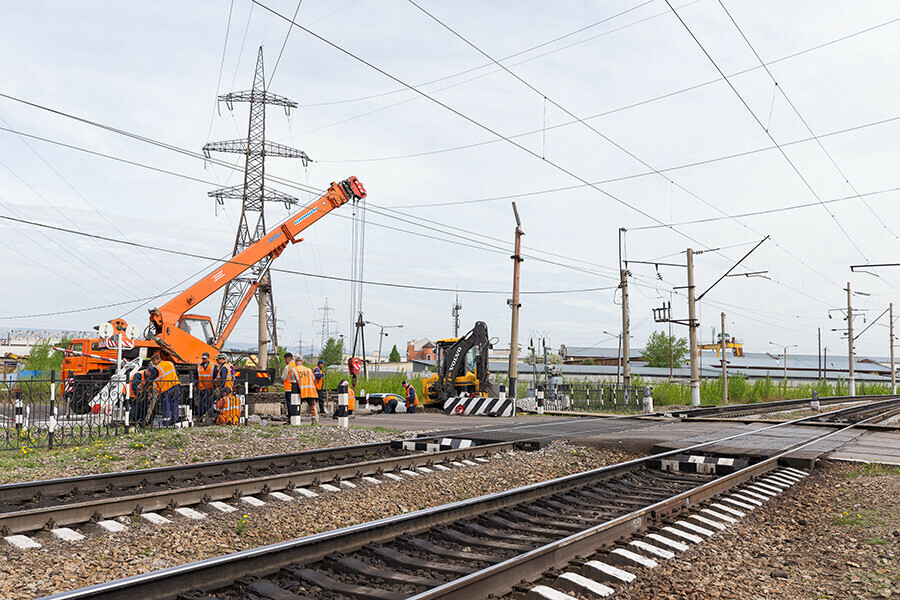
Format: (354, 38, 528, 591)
(49, 370, 56, 449)
(499, 385, 506, 402)
(810, 390, 820, 412)
(336, 382, 349, 429)
(361, 388, 368, 411)
(537, 385, 544, 415)
(642, 386, 654, 414)
(289, 391, 302, 426)
(14, 389, 23, 432)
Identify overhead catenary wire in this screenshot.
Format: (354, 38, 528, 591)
(716, 0, 900, 244)
(310, 15, 900, 164)
(397, 0, 850, 309)
(0, 212, 619, 297)
(664, 0, 869, 262)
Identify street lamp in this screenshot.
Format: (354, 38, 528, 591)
(366, 321, 403, 372)
(769, 341, 798, 383)
(604, 330, 622, 387)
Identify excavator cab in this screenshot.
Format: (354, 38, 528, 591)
(422, 321, 497, 406)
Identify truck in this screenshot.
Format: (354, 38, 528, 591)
(422, 321, 498, 406)
(60, 176, 367, 413)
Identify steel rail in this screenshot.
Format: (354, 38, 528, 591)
(0, 442, 515, 536)
(668, 393, 897, 419)
(409, 400, 899, 600)
(40, 397, 900, 600)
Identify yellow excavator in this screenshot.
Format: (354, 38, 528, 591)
(422, 321, 498, 406)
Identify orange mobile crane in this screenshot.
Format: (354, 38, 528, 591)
(61, 177, 366, 408)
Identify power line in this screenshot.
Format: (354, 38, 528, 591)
(716, 0, 900, 243)
(311, 15, 899, 163)
(387, 113, 900, 209)
(269, 0, 304, 83)
(0, 212, 619, 297)
(631, 185, 900, 230)
(399, 0, 850, 311)
(665, 0, 869, 261)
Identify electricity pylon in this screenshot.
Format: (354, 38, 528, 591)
(203, 47, 311, 368)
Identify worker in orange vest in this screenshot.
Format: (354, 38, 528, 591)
(147, 353, 180, 425)
(195, 352, 215, 418)
(291, 357, 318, 425)
(313, 359, 326, 414)
(281, 352, 296, 419)
(214, 354, 240, 425)
(402, 380, 419, 414)
(332, 379, 356, 418)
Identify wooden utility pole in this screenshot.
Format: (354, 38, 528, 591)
(720, 311, 728, 404)
(847, 282, 855, 397)
(888, 302, 897, 394)
(619, 228, 631, 396)
(508, 202, 524, 408)
(687, 248, 700, 406)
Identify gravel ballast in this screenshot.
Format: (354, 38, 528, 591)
(0, 435, 633, 599)
(607, 461, 900, 600)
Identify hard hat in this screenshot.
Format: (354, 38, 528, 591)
(201, 352, 209, 358)
(318, 359, 325, 365)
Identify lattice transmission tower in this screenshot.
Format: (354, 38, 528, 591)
(203, 47, 311, 368)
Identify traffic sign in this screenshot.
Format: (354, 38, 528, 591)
(104, 336, 134, 350)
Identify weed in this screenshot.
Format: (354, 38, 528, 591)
(234, 514, 249, 536)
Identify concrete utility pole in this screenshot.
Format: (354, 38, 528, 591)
(847, 282, 855, 397)
(687, 248, 700, 407)
(720, 311, 728, 404)
(619, 228, 631, 396)
(888, 302, 897, 394)
(508, 202, 524, 407)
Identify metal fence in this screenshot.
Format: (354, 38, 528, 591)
(521, 382, 646, 412)
(0, 373, 248, 452)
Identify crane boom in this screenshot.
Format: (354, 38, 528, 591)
(147, 176, 366, 363)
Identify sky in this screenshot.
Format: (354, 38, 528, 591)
(1, 0, 899, 364)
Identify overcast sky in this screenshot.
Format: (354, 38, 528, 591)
(1, 1, 898, 364)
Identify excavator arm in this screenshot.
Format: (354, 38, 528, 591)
(146, 177, 366, 363)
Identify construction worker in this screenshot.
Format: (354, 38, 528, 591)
(402, 380, 418, 414)
(313, 359, 326, 414)
(146, 353, 180, 426)
(291, 357, 318, 425)
(281, 352, 295, 419)
(332, 379, 355, 418)
(382, 394, 398, 414)
(128, 368, 148, 423)
(195, 352, 214, 418)
(214, 354, 239, 425)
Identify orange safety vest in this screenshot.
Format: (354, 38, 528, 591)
(404, 385, 419, 407)
(153, 360, 179, 393)
(291, 364, 317, 399)
(313, 366, 325, 391)
(197, 361, 214, 390)
(283, 361, 295, 392)
(215, 361, 239, 425)
(348, 386, 355, 411)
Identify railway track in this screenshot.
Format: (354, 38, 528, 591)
(669, 393, 899, 420)
(0, 439, 515, 538)
(39, 397, 900, 600)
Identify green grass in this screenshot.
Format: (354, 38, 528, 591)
(629, 374, 894, 406)
(843, 463, 900, 478)
(832, 509, 882, 527)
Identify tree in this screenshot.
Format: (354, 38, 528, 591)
(643, 331, 688, 368)
(388, 344, 401, 363)
(319, 337, 343, 367)
(525, 351, 563, 365)
(25, 337, 69, 372)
